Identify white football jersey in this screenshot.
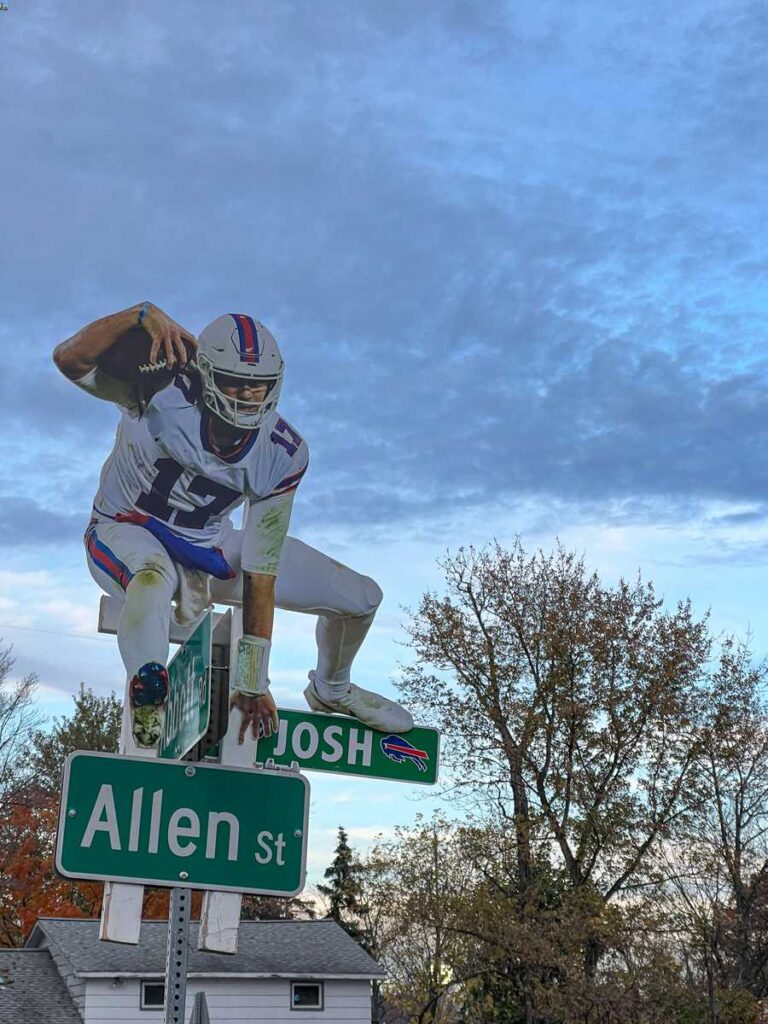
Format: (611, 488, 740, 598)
(77, 369, 308, 571)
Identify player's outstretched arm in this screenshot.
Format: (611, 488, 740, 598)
(230, 454, 307, 742)
(53, 302, 196, 381)
(230, 572, 280, 743)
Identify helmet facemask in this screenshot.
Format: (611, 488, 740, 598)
(196, 354, 282, 429)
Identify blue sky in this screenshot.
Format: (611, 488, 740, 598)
(2, 0, 768, 880)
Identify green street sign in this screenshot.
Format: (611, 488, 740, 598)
(56, 752, 309, 896)
(257, 709, 440, 786)
(159, 612, 212, 760)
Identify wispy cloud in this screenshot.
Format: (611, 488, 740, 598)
(2, 0, 767, 537)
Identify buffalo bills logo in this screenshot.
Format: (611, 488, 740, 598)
(380, 734, 429, 772)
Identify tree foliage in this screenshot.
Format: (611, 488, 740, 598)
(0, 643, 41, 811)
(363, 817, 490, 1023)
(657, 636, 768, 1021)
(0, 681, 123, 944)
(240, 893, 317, 920)
(319, 826, 370, 947)
(363, 816, 722, 1023)
(29, 683, 121, 794)
(0, 789, 103, 946)
(375, 541, 765, 1022)
(403, 543, 707, 903)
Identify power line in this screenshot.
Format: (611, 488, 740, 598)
(0, 622, 115, 645)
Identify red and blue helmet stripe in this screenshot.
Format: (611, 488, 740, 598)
(231, 314, 261, 364)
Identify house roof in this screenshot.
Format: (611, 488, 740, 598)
(27, 918, 386, 979)
(0, 949, 81, 1024)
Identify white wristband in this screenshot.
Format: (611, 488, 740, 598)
(233, 635, 271, 696)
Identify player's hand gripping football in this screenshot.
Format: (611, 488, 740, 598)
(141, 303, 197, 369)
(230, 689, 279, 744)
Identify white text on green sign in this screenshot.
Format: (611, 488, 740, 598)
(56, 752, 309, 895)
(159, 612, 212, 760)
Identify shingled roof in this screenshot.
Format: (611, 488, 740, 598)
(27, 917, 385, 979)
(0, 948, 81, 1024)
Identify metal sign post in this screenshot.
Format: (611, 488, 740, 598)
(164, 887, 191, 1024)
(161, 611, 226, 1024)
(159, 612, 228, 1024)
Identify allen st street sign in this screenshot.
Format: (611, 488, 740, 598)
(257, 709, 441, 786)
(159, 611, 212, 761)
(56, 752, 309, 896)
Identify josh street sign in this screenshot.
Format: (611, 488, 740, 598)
(257, 708, 441, 786)
(159, 611, 212, 760)
(56, 751, 309, 896)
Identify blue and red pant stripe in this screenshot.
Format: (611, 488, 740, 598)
(85, 523, 134, 591)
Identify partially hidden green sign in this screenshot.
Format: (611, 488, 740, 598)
(56, 752, 309, 895)
(257, 708, 440, 786)
(159, 612, 211, 760)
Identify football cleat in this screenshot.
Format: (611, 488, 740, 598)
(304, 671, 414, 734)
(129, 662, 169, 748)
(195, 313, 284, 429)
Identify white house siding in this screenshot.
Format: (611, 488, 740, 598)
(83, 976, 372, 1024)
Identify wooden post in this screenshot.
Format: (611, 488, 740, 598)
(99, 710, 155, 944)
(198, 608, 255, 954)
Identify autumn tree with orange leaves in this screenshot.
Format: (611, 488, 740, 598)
(0, 787, 103, 945)
(0, 669, 124, 944)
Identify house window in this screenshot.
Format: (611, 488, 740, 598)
(140, 981, 165, 1010)
(291, 981, 324, 1009)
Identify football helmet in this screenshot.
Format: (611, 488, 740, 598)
(195, 313, 284, 429)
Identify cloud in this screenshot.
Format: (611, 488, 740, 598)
(3, 0, 768, 543)
(708, 506, 768, 527)
(0, 497, 84, 546)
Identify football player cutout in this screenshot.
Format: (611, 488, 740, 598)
(53, 302, 413, 752)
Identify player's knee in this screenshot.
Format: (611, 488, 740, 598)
(121, 567, 175, 633)
(131, 566, 168, 588)
(356, 575, 383, 618)
(128, 564, 175, 597)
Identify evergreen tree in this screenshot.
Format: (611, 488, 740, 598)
(319, 826, 370, 949)
(30, 684, 121, 794)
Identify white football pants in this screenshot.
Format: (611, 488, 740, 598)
(85, 516, 382, 695)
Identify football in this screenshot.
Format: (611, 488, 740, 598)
(98, 325, 195, 386)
